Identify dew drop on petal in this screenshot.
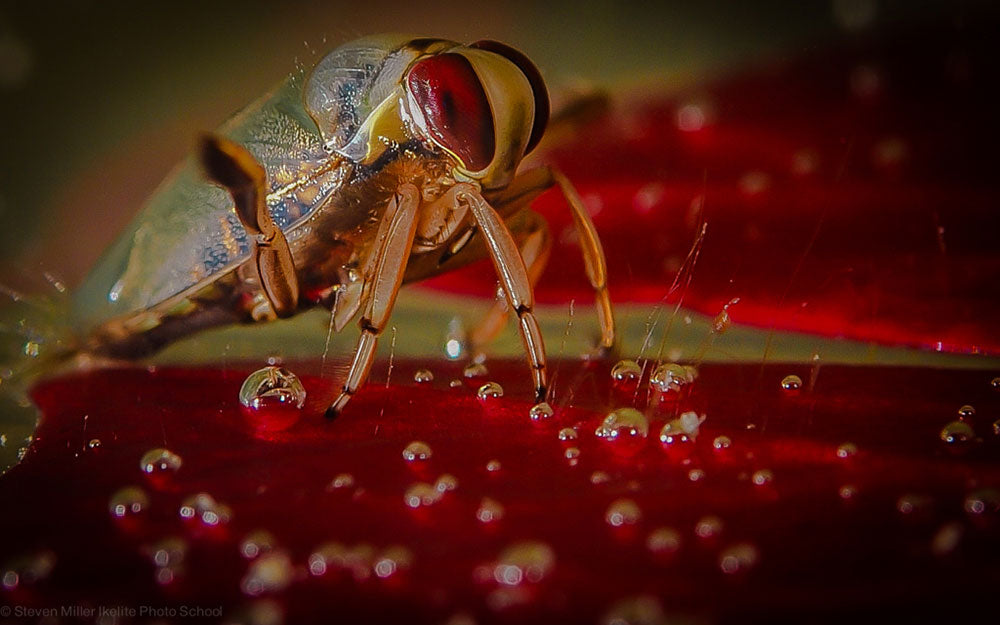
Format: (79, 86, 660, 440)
(991, 376, 1000, 391)
(610, 360, 641, 386)
(326, 473, 355, 490)
(839, 484, 858, 500)
(695, 515, 723, 539)
(590, 471, 611, 485)
(486, 459, 502, 472)
(140, 448, 183, 478)
(144, 537, 186, 569)
(605, 498, 642, 527)
(179, 492, 232, 527)
(836, 442, 858, 459)
(719, 542, 759, 574)
(477, 382, 504, 402)
(558, 427, 578, 441)
(712, 309, 731, 334)
(896, 493, 932, 516)
(650, 363, 694, 394)
(477, 497, 505, 523)
(109, 486, 149, 519)
(402, 441, 433, 462)
(87, 438, 101, 449)
(601, 595, 666, 625)
(957, 404, 976, 420)
(240, 530, 276, 559)
(688, 468, 705, 482)
(413, 368, 434, 383)
(403, 482, 440, 508)
(239, 366, 306, 410)
(595, 408, 649, 441)
(713, 435, 732, 450)
(463, 363, 488, 378)
(780, 374, 802, 392)
(374, 545, 413, 579)
(435, 474, 458, 493)
(493, 541, 555, 585)
(940, 420, 975, 445)
(751, 469, 774, 486)
(564, 447, 581, 461)
(241, 551, 293, 596)
(529, 402, 554, 422)
(931, 522, 964, 557)
(646, 527, 682, 555)
(964, 488, 1000, 518)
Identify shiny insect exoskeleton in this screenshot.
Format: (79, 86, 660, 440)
(73, 34, 615, 417)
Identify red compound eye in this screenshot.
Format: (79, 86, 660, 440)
(407, 53, 495, 171)
(471, 40, 549, 154)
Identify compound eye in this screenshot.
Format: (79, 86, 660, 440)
(407, 53, 495, 172)
(471, 40, 549, 154)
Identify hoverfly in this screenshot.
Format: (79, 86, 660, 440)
(72, 34, 615, 417)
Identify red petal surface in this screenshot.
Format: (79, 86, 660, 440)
(425, 22, 1000, 354)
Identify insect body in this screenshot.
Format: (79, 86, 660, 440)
(73, 34, 615, 416)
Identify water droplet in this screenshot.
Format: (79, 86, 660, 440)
(486, 459, 502, 472)
(991, 376, 1000, 390)
(241, 551, 293, 596)
(719, 542, 759, 574)
(109, 486, 149, 519)
(87, 438, 101, 449)
(179, 492, 232, 526)
(688, 468, 705, 482)
(650, 363, 694, 394)
(435, 474, 458, 493)
(402, 441, 433, 462)
(964, 488, 1000, 518)
(140, 448, 183, 482)
(839, 484, 858, 500)
(713, 435, 732, 450)
(836, 442, 858, 459)
(610, 360, 641, 386)
(239, 366, 306, 410)
(463, 363, 488, 378)
(694, 515, 723, 539)
(605, 498, 642, 527)
(558, 427, 578, 441)
(590, 471, 611, 485)
(896, 493, 932, 516)
(659, 411, 705, 444)
(529, 402, 553, 421)
(240, 530, 276, 559)
(601, 595, 666, 625)
(404, 482, 440, 508)
(931, 522, 963, 557)
(477, 497, 504, 523)
(374, 545, 413, 578)
(957, 404, 976, 420)
(144, 537, 186, 569)
(450, 379, 463, 388)
(413, 369, 434, 383)
(594, 408, 649, 441)
(327, 473, 355, 490)
(308, 542, 346, 576)
(780, 374, 802, 392)
(751, 469, 773, 486)
(712, 309, 731, 334)
(0, 550, 55, 592)
(564, 446, 581, 460)
(477, 382, 504, 401)
(993, 419, 1000, 436)
(493, 541, 555, 585)
(940, 420, 975, 445)
(646, 527, 681, 555)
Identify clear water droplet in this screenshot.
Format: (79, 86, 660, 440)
(564, 446, 581, 460)
(964, 488, 1000, 517)
(179, 492, 232, 526)
(0, 550, 55, 591)
(450, 379, 463, 388)
(241, 551, 293, 596)
(140, 448, 183, 480)
(991, 376, 1000, 391)
(327, 473, 355, 490)
(897, 493, 932, 515)
(402, 441, 433, 462)
(240, 530, 276, 559)
(610, 360, 641, 386)
(712, 435, 732, 450)
(605, 498, 642, 527)
(836, 442, 858, 459)
(558, 427, 578, 441)
(87, 438, 101, 449)
(688, 468, 705, 482)
(109, 486, 149, 519)
(650, 363, 694, 394)
(957, 404, 976, 420)
(780, 374, 802, 392)
(144, 536, 186, 570)
(435, 474, 458, 493)
(659, 411, 705, 444)
(529, 402, 553, 421)
(463, 363, 488, 378)
(594, 408, 649, 441)
(374, 545, 413, 578)
(839, 484, 858, 500)
(751, 469, 773, 486)
(719, 542, 759, 574)
(601, 595, 666, 625)
(712, 309, 731, 333)
(590, 470, 611, 485)
(404, 482, 441, 508)
(413, 368, 434, 383)
(646, 527, 682, 555)
(493, 541, 555, 585)
(940, 420, 975, 445)
(239, 366, 306, 410)
(477, 382, 504, 401)
(477, 497, 504, 523)
(486, 459, 502, 472)
(694, 515, 723, 538)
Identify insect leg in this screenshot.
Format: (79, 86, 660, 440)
(461, 190, 548, 403)
(549, 168, 616, 351)
(326, 184, 421, 418)
(470, 209, 551, 353)
(198, 134, 299, 318)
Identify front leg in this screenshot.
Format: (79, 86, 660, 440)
(326, 184, 421, 418)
